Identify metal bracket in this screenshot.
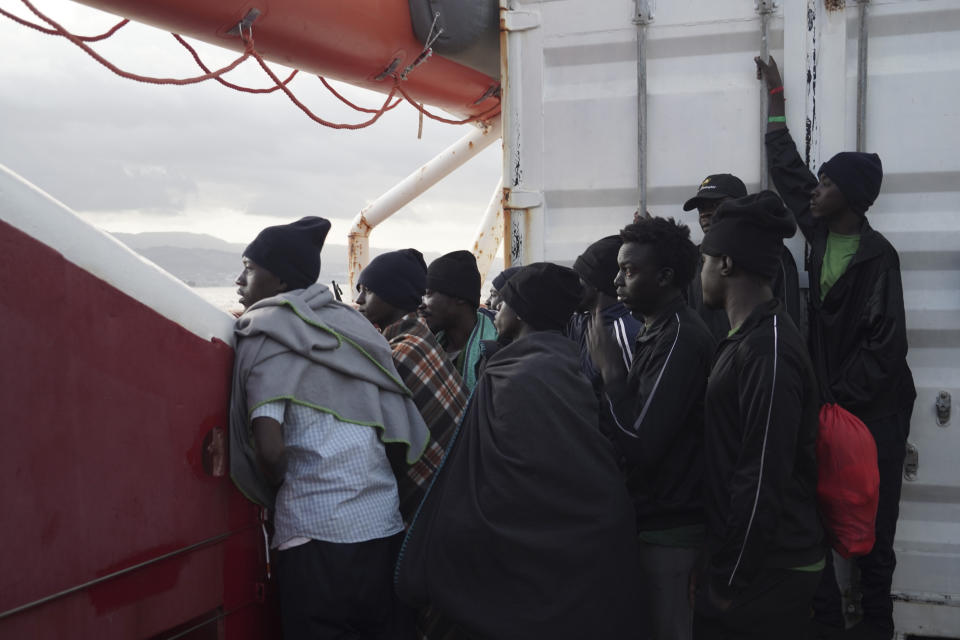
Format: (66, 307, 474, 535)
(936, 390, 952, 427)
(634, 0, 654, 25)
(201, 427, 226, 477)
(904, 442, 919, 481)
(473, 83, 501, 105)
(227, 8, 262, 36)
(501, 10, 540, 32)
(374, 57, 402, 81)
(504, 189, 542, 209)
(756, 0, 777, 14)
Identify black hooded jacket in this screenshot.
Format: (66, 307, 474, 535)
(704, 300, 823, 596)
(766, 129, 916, 437)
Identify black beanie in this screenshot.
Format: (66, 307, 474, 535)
(701, 191, 797, 280)
(500, 263, 583, 331)
(244, 216, 331, 290)
(426, 250, 481, 306)
(492, 266, 522, 291)
(357, 249, 427, 312)
(573, 235, 622, 297)
(819, 151, 883, 215)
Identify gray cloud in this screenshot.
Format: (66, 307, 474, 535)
(0, 4, 500, 242)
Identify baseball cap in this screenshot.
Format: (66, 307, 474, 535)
(682, 174, 748, 211)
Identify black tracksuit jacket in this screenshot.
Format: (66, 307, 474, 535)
(704, 300, 823, 596)
(766, 129, 916, 440)
(604, 296, 716, 532)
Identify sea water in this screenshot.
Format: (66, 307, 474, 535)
(193, 286, 241, 313)
(192, 281, 353, 314)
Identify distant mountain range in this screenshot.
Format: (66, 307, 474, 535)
(111, 231, 441, 288)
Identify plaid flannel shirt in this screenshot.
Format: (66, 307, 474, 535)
(383, 313, 468, 522)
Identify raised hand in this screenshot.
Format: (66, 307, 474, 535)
(754, 54, 783, 91)
(754, 54, 786, 131)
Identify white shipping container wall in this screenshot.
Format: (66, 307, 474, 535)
(502, 0, 960, 636)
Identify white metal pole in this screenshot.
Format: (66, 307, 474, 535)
(347, 116, 502, 296)
(471, 176, 505, 289)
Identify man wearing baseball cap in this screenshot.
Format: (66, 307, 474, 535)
(684, 173, 801, 341)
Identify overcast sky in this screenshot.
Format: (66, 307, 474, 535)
(0, 0, 502, 255)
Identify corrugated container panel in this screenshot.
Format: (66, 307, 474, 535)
(533, 0, 782, 264)
(864, 2, 960, 633)
(504, 0, 960, 634)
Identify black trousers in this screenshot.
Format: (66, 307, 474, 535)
(693, 568, 821, 640)
(275, 533, 416, 640)
(812, 406, 912, 636)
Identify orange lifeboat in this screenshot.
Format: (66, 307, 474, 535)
(68, 0, 501, 120)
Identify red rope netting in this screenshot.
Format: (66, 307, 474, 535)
(3, 0, 500, 129)
(0, 5, 128, 41)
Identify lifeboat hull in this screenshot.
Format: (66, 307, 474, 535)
(69, 0, 501, 119)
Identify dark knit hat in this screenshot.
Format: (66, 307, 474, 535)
(244, 216, 331, 290)
(357, 249, 427, 312)
(819, 152, 883, 215)
(701, 191, 797, 280)
(426, 250, 481, 306)
(682, 174, 748, 211)
(491, 266, 522, 291)
(573, 235, 622, 297)
(500, 263, 583, 331)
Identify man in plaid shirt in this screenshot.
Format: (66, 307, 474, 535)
(356, 249, 469, 522)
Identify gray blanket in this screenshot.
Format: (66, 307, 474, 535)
(229, 283, 430, 508)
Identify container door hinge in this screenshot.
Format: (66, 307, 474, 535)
(501, 10, 540, 32)
(504, 189, 542, 209)
(904, 442, 919, 481)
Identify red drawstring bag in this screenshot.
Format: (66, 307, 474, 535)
(816, 403, 880, 558)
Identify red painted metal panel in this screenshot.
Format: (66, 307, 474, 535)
(0, 220, 276, 638)
(70, 0, 500, 119)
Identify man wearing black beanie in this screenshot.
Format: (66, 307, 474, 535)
(356, 250, 468, 526)
(236, 216, 331, 307)
(586, 218, 713, 640)
(395, 262, 641, 638)
(483, 265, 521, 313)
(693, 191, 824, 640)
(418, 250, 497, 392)
(758, 56, 916, 640)
(230, 219, 428, 640)
(568, 235, 643, 406)
(683, 173, 802, 341)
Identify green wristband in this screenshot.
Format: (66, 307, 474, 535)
(768, 116, 786, 123)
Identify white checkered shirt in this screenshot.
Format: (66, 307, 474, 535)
(251, 400, 403, 548)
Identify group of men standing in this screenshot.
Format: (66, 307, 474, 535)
(227, 55, 915, 640)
